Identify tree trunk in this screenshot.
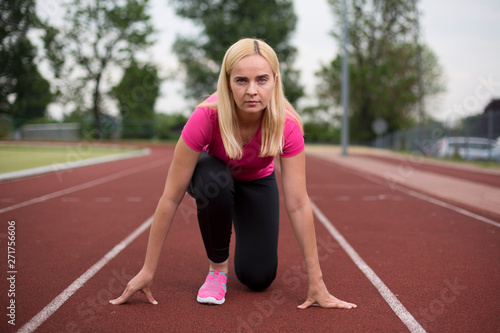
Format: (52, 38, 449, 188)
(92, 73, 102, 139)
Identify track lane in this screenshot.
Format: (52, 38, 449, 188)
(0, 146, 174, 211)
(1, 147, 173, 332)
(33, 196, 409, 333)
(4, 146, 407, 332)
(2, 146, 498, 332)
(355, 153, 500, 188)
(305, 155, 499, 332)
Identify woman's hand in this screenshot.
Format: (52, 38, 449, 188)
(110, 138, 200, 306)
(109, 270, 157, 305)
(298, 279, 357, 310)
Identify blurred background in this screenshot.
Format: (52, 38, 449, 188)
(1, 0, 499, 161)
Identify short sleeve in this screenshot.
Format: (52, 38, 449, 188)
(181, 106, 216, 151)
(281, 118, 305, 157)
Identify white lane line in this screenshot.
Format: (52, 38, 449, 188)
(61, 197, 80, 203)
(126, 197, 143, 202)
(400, 187, 500, 228)
(312, 156, 500, 229)
(0, 157, 170, 214)
(95, 197, 112, 203)
(16, 215, 154, 333)
(352, 167, 500, 229)
(310, 201, 426, 333)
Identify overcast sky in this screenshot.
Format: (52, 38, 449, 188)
(40, 0, 500, 123)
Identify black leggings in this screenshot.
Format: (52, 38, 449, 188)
(187, 152, 280, 291)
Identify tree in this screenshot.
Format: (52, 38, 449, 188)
(110, 60, 161, 138)
(170, 0, 304, 106)
(43, 0, 155, 137)
(10, 56, 53, 124)
(154, 113, 188, 140)
(0, 0, 53, 126)
(317, 0, 444, 142)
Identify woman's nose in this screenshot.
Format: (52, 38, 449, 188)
(246, 82, 257, 95)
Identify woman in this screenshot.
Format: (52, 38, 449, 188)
(110, 38, 356, 310)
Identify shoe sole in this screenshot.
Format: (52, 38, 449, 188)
(197, 295, 225, 305)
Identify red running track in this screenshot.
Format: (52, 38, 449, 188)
(1, 145, 498, 332)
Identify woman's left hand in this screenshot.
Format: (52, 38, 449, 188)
(297, 280, 357, 310)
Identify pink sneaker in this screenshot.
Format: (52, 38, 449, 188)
(197, 270, 227, 305)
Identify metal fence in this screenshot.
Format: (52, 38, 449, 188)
(0, 116, 187, 141)
(372, 112, 500, 156)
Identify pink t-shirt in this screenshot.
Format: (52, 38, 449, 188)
(181, 94, 304, 181)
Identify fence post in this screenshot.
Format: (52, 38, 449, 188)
(488, 111, 494, 160)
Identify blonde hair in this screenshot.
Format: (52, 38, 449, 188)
(198, 38, 303, 159)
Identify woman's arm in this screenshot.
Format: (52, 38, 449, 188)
(280, 151, 356, 309)
(110, 137, 201, 305)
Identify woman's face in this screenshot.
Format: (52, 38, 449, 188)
(229, 54, 276, 118)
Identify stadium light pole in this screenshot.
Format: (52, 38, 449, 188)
(341, 0, 350, 156)
(412, 0, 424, 126)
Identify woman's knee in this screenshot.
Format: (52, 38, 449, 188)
(236, 266, 277, 291)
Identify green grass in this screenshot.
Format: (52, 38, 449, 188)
(0, 145, 138, 173)
(393, 150, 500, 169)
(437, 157, 500, 169)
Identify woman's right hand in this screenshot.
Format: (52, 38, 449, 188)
(109, 269, 158, 305)
(110, 138, 200, 306)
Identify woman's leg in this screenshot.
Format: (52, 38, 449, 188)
(187, 152, 234, 271)
(233, 172, 280, 291)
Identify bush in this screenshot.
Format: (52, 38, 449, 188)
(154, 113, 188, 140)
(303, 122, 340, 144)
